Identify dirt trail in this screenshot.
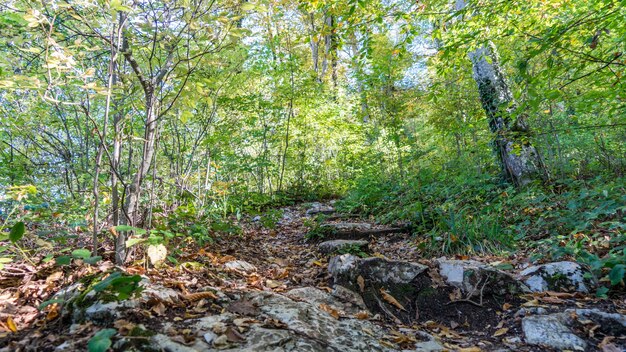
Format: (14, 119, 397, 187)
(1, 202, 625, 351)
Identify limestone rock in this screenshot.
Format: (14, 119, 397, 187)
(224, 260, 257, 273)
(321, 222, 372, 232)
(522, 308, 626, 351)
(522, 314, 587, 351)
(318, 240, 369, 254)
(519, 261, 595, 293)
(436, 259, 527, 296)
(286, 286, 367, 316)
(329, 254, 427, 286)
(305, 203, 335, 216)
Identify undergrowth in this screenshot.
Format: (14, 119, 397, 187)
(337, 170, 626, 293)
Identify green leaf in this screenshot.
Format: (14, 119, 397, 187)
(88, 328, 117, 352)
(608, 264, 625, 285)
(114, 225, 146, 235)
(241, 2, 256, 11)
(83, 256, 102, 265)
(9, 222, 25, 243)
(72, 249, 92, 259)
(0, 257, 12, 263)
(126, 238, 147, 248)
(38, 299, 64, 310)
(55, 256, 72, 266)
(595, 286, 609, 298)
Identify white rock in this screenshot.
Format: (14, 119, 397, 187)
(204, 331, 218, 344)
(522, 315, 587, 351)
(519, 261, 595, 293)
(436, 259, 527, 295)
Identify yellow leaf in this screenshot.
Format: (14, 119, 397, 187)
(357, 275, 365, 292)
(379, 288, 406, 311)
(319, 304, 340, 319)
(6, 317, 17, 333)
(493, 327, 509, 337)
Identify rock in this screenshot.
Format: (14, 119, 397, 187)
(142, 283, 180, 303)
(204, 331, 218, 344)
(286, 286, 367, 316)
(329, 254, 427, 286)
(245, 290, 392, 351)
(522, 315, 587, 351)
(305, 203, 335, 216)
(519, 261, 595, 293)
(321, 222, 372, 232)
(436, 259, 527, 296)
(522, 308, 626, 351)
(224, 260, 257, 273)
(81, 300, 139, 323)
(318, 240, 369, 254)
(413, 331, 445, 352)
(331, 285, 369, 312)
(150, 333, 199, 352)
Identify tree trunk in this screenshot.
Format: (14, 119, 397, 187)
(468, 44, 547, 186)
(116, 92, 159, 264)
(455, 0, 546, 186)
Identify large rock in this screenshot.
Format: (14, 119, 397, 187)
(329, 254, 427, 285)
(522, 314, 587, 351)
(286, 286, 368, 316)
(522, 308, 626, 351)
(318, 240, 369, 254)
(328, 254, 429, 324)
(519, 261, 596, 293)
(436, 259, 528, 296)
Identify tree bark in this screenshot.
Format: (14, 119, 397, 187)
(468, 44, 547, 186)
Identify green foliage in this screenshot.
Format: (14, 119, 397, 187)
(91, 272, 143, 301)
(8, 222, 24, 243)
(304, 215, 334, 241)
(337, 244, 368, 258)
(88, 329, 117, 352)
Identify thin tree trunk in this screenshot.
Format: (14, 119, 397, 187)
(93, 17, 121, 256)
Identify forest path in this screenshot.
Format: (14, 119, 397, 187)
(1, 202, 625, 351)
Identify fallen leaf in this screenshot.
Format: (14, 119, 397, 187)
(357, 275, 365, 292)
(183, 291, 218, 302)
(225, 326, 245, 342)
(265, 279, 282, 289)
(319, 304, 341, 319)
(502, 303, 512, 310)
(152, 302, 166, 316)
(354, 311, 369, 320)
(46, 304, 60, 321)
(6, 317, 17, 333)
(380, 288, 406, 311)
(493, 327, 508, 337)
